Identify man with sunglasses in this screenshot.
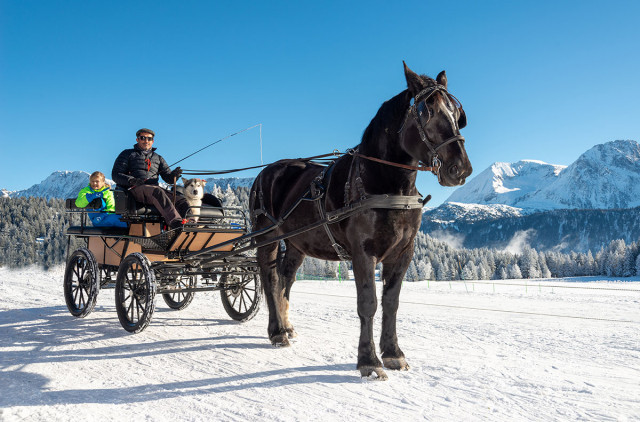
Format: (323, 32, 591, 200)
(112, 128, 185, 230)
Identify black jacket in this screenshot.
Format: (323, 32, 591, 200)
(112, 145, 174, 188)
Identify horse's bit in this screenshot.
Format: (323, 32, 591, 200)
(399, 84, 465, 180)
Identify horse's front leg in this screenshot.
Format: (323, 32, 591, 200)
(380, 252, 413, 371)
(352, 253, 387, 380)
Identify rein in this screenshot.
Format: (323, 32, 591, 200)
(347, 149, 439, 173)
(181, 148, 440, 177)
(181, 151, 342, 176)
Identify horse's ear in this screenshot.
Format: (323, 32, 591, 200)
(403, 61, 424, 96)
(436, 70, 448, 89)
(458, 107, 467, 129)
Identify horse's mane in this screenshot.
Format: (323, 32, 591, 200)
(359, 75, 436, 154)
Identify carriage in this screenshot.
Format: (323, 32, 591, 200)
(63, 188, 262, 333)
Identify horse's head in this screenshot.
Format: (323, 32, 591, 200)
(399, 62, 472, 187)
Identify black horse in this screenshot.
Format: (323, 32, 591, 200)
(249, 63, 472, 380)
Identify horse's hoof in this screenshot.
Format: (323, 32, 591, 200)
(270, 334, 290, 348)
(359, 366, 388, 381)
(383, 357, 410, 371)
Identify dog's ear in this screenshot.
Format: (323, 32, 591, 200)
(181, 177, 187, 184)
(201, 179, 206, 185)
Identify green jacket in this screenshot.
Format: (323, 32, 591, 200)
(75, 185, 116, 212)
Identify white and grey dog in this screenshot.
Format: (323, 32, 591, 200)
(181, 177, 206, 223)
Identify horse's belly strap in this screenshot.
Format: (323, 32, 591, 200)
(326, 194, 424, 223)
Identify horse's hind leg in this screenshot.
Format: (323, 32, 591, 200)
(379, 254, 412, 371)
(257, 242, 291, 347)
(278, 242, 305, 339)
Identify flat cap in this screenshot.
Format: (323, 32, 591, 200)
(136, 128, 155, 137)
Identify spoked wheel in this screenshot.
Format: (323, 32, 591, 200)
(63, 248, 99, 318)
(162, 276, 196, 310)
(115, 253, 157, 333)
(220, 269, 262, 322)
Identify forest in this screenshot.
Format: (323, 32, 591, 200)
(2, 189, 639, 281)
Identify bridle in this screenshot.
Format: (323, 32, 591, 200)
(398, 84, 466, 181)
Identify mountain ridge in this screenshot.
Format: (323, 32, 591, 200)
(2, 171, 255, 200)
(445, 139, 640, 211)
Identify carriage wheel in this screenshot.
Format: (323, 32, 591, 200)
(63, 248, 99, 318)
(162, 276, 196, 310)
(220, 269, 262, 322)
(115, 253, 157, 333)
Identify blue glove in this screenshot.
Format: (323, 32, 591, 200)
(85, 192, 100, 201)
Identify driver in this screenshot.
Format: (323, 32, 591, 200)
(112, 128, 185, 230)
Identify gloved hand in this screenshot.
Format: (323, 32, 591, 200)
(170, 166, 182, 179)
(130, 177, 147, 187)
(85, 191, 103, 201)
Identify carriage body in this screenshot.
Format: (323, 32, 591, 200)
(63, 189, 261, 333)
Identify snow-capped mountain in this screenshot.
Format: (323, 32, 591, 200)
(2, 171, 255, 200)
(8, 171, 114, 200)
(445, 160, 566, 210)
(446, 140, 640, 211)
(423, 140, 640, 252)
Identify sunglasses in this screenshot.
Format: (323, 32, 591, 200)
(137, 136, 154, 141)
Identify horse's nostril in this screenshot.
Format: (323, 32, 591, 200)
(449, 165, 459, 176)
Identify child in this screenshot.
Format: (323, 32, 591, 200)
(76, 171, 127, 228)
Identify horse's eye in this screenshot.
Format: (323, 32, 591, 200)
(447, 101, 455, 111)
(417, 101, 427, 117)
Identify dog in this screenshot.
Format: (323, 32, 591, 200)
(181, 178, 206, 223)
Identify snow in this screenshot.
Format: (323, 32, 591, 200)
(1, 266, 640, 421)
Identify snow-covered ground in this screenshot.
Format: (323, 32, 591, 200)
(1, 266, 639, 421)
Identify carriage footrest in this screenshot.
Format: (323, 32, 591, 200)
(130, 229, 179, 250)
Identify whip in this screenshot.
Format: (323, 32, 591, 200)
(168, 123, 262, 168)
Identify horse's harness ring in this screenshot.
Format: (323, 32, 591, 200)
(399, 84, 466, 181)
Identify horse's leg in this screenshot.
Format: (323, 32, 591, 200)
(257, 243, 290, 347)
(278, 242, 305, 339)
(352, 253, 387, 380)
(380, 252, 412, 371)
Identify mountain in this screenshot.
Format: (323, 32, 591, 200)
(8, 171, 113, 200)
(2, 171, 255, 199)
(423, 140, 640, 252)
(445, 140, 640, 211)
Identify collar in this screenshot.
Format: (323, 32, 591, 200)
(133, 144, 156, 153)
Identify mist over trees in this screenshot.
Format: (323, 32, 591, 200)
(2, 191, 640, 281)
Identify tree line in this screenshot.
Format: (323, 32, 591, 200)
(2, 193, 640, 281)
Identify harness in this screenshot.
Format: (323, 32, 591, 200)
(398, 84, 466, 182)
(252, 85, 464, 262)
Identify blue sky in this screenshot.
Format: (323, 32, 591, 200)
(1, 0, 639, 206)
